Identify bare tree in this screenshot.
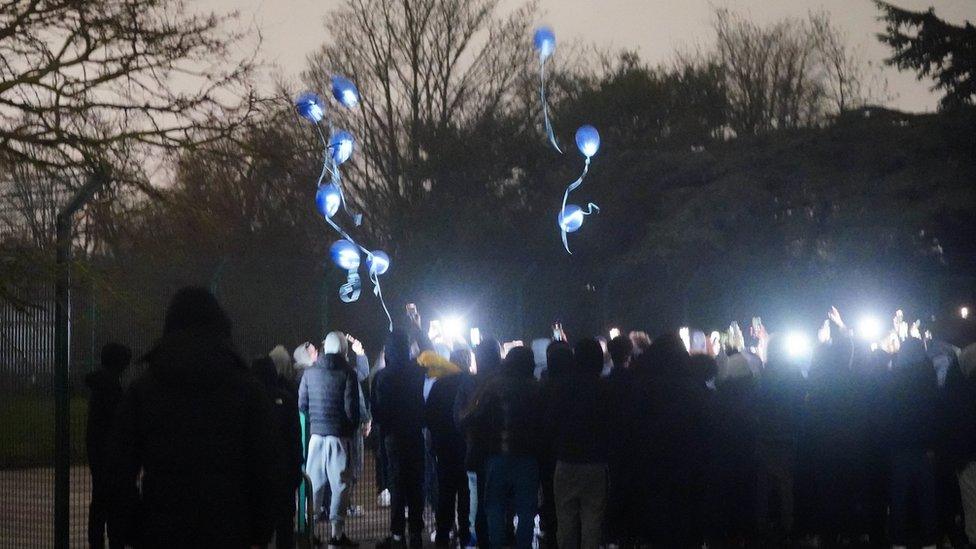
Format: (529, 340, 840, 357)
(712, 9, 873, 135)
(302, 0, 539, 238)
(0, 0, 259, 190)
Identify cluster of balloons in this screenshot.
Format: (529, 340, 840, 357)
(296, 76, 393, 329)
(533, 27, 603, 254)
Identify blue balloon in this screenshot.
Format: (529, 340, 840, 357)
(575, 125, 600, 158)
(330, 130, 354, 165)
(533, 27, 556, 59)
(367, 251, 390, 276)
(330, 239, 360, 271)
(315, 183, 341, 218)
(558, 204, 585, 233)
(295, 91, 325, 123)
(331, 75, 360, 108)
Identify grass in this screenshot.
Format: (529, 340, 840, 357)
(0, 395, 88, 468)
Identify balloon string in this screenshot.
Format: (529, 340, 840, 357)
(559, 157, 591, 254)
(317, 123, 363, 226)
(540, 58, 563, 154)
(370, 269, 393, 332)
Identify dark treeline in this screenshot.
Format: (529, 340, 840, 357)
(1, 0, 974, 356)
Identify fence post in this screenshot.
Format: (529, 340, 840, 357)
(55, 171, 107, 549)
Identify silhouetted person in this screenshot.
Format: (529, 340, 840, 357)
(456, 337, 502, 547)
(299, 331, 361, 547)
(629, 334, 706, 547)
(110, 286, 276, 548)
(804, 332, 872, 544)
(464, 346, 543, 548)
(538, 341, 572, 548)
(604, 335, 635, 544)
(884, 339, 940, 548)
(251, 356, 303, 549)
(373, 330, 426, 549)
(754, 335, 804, 541)
(422, 348, 470, 546)
(550, 338, 611, 549)
(704, 348, 759, 545)
(86, 342, 131, 549)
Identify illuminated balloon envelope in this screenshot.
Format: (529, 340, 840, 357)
(331, 75, 360, 108)
(533, 27, 556, 59)
(330, 130, 355, 165)
(295, 91, 325, 123)
(367, 251, 390, 276)
(558, 204, 585, 233)
(330, 239, 360, 271)
(575, 125, 600, 158)
(315, 183, 341, 218)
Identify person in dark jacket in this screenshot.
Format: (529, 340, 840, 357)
(754, 334, 805, 541)
(884, 338, 940, 548)
(299, 331, 361, 547)
(86, 342, 131, 549)
(253, 356, 303, 549)
(463, 346, 543, 548)
(422, 348, 472, 546)
(629, 334, 706, 547)
(538, 341, 573, 549)
(373, 330, 427, 549)
(550, 338, 611, 549)
(109, 286, 276, 548)
(455, 338, 503, 547)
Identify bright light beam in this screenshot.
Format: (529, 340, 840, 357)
(857, 316, 883, 341)
(785, 331, 811, 360)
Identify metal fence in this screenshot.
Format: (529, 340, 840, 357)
(0, 284, 441, 547)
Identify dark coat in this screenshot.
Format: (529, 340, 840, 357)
(372, 354, 425, 440)
(546, 370, 611, 464)
(425, 371, 465, 461)
(110, 328, 276, 548)
(298, 353, 361, 438)
(85, 369, 124, 478)
(462, 371, 543, 458)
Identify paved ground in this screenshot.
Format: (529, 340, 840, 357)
(0, 454, 413, 548)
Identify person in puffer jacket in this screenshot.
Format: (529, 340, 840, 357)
(299, 331, 361, 547)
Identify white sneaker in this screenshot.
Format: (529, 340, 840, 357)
(377, 489, 391, 507)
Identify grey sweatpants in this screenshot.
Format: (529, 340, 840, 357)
(307, 434, 352, 536)
(554, 461, 608, 549)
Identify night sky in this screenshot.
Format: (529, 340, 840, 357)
(211, 0, 974, 113)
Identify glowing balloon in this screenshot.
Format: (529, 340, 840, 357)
(295, 91, 325, 123)
(558, 204, 585, 233)
(315, 183, 341, 218)
(330, 239, 360, 271)
(331, 75, 360, 108)
(575, 125, 600, 158)
(533, 27, 556, 59)
(330, 131, 354, 165)
(367, 251, 390, 276)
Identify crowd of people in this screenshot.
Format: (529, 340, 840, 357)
(83, 286, 976, 549)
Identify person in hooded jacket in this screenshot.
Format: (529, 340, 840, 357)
(550, 338, 611, 549)
(628, 334, 706, 547)
(373, 330, 427, 549)
(463, 346, 543, 548)
(109, 287, 276, 548)
(420, 348, 470, 546)
(884, 338, 941, 549)
(753, 334, 804, 542)
(953, 343, 976, 547)
(456, 338, 502, 548)
(538, 341, 573, 549)
(299, 331, 361, 547)
(252, 356, 303, 549)
(86, 342, 131, 549)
